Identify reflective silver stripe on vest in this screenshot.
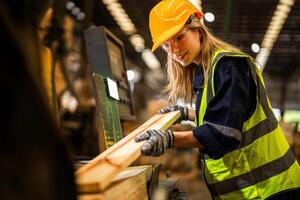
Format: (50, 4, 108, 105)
(203, 121, 242, 141)
(208, 148, 296, 195)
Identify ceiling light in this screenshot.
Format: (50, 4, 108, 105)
(280, 0, 294, 6)
(101, 0, 161, 68)
(111, 12, 128, 20)
(129, 34, 145, 52)
(103, 1, 136, 35)
(204, 12, 215, 22)
(255, 0, 295, 71)
(76, 12, 85, 21)
(106, 2, 122, 11)
(61, 91, 78, 113)
(127, 69, 141, 83)
(142, 49, 161, 70)
(277, 4, 291, 13)
(256, 48, 270, 70)
(102, 0, 116, 4)
(127, 70, 136, 81)
(66, 1, 75, 10)
(71, 7, 80, 15)
(251, 43, 260, 53)
(119, 23, 136, 34)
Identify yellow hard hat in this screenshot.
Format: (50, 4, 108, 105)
(149, 0, 204, 52)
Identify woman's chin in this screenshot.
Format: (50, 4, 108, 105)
(178, 58, 192, 67)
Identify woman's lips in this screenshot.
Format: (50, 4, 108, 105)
(176, 52, 187, 61)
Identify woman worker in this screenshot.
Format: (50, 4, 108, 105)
(135, 0, 300, 199)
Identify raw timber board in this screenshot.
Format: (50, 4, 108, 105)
(76, 111, 180, 193)
(77, 165, 152, 200)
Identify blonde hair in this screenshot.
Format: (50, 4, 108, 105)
(165, 22, 242, 103)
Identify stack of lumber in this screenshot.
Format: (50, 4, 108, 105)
(78, 165, 152, 200)
(75, 111, 180, 198)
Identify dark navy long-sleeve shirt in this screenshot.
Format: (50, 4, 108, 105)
(192, 56, 257, 159)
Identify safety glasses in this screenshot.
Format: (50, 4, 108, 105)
(161, 27, 190, 52)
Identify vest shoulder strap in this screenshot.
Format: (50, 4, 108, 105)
(207, 50, 251, 102)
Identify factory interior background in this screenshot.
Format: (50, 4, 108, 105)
(1, 0, 300, 199)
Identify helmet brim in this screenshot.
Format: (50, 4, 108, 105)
(151, 23, 185, 52)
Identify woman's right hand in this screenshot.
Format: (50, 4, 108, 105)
(159, 105, 189, 121)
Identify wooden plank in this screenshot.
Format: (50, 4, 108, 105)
(112, 165, 152, 182)
(77, 166, 151, 200)
(76, 111, 180, 193)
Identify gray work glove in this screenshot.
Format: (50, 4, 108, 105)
(159, 105, 189, 121)
(135, 130, 175, 157)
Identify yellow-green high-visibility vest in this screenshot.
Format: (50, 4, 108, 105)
(197, 50, 300, 200)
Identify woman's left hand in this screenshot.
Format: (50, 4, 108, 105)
(135, 129, 174, 156)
